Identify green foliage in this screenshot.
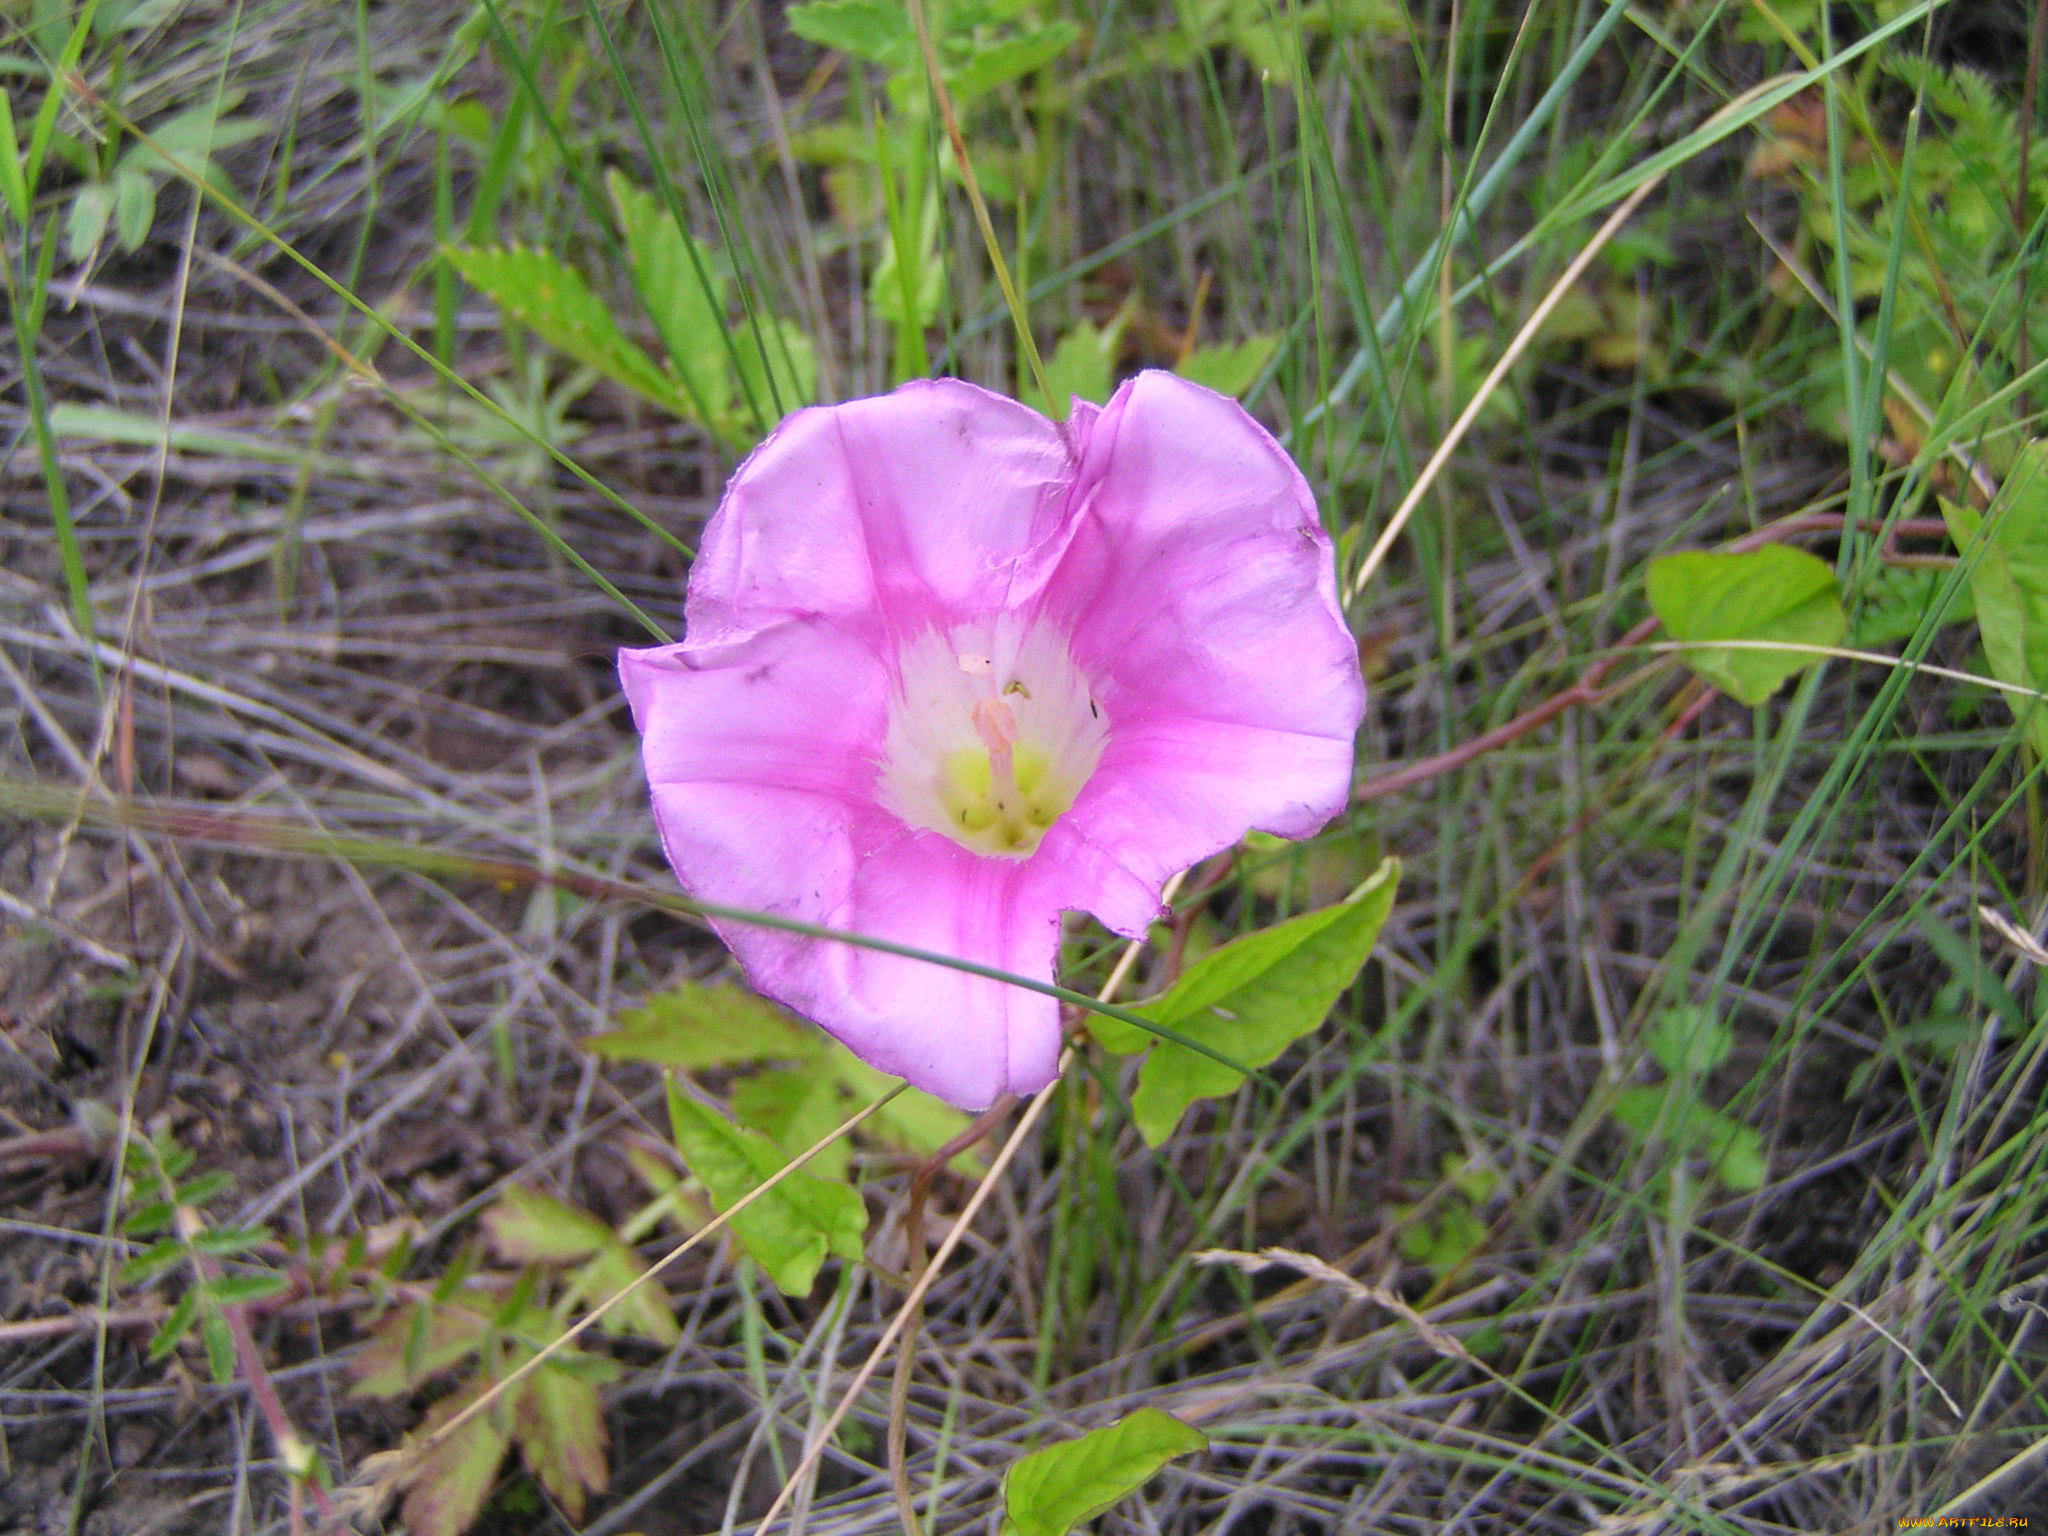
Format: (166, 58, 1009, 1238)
(1000, 1408, 1207, 1536)
(1941, 443, 2048, 757)
(1607, 1008, 1765, 1193)
(1035, 315, 1123, 406)
(483, 1186, 680, 1345)
(449, 179, 818, 445)
(1176, 334, 1281, 398)
(588, 982, 816, 1068)
(666, 1080, 867, 1295)
(1393, 1154, 1498, 1275)
(442, 243, 689, 416)
(65, 97, 265, 264)
(1137, 0, 1405, 83)
(1760, 54, 2044, 461)
(1647, 545, 1847, 705)
(364, 1310, 619, 1536)
(1095, 858, 1400, 1146)
(608, 171, 735, 420)
(786, 0, 1080, 110)
(1850, 563, 1975, 648)
(588, 979, 977, 1172)
(115, 1131, 287, 1387)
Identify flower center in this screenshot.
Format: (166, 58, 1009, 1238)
(880, 618, 1109, 859)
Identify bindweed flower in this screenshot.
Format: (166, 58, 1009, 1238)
(619, 372, 1364, 1109)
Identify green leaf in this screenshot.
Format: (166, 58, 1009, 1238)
(832, 1049, 979, 1166)
(400, 1390, 513, 1536)
(786, 0, 913, 69)
(0, 88, 30, 224)
(203, 1271, 290, 1308)
(1176, 334, 1280, 397)
(667, 1082, 866, 1296)
(511, 1366, 609, 1519)
(1645, 545, 1846, 705)
(1644, 1006, 1731, 1079)
(443, 244, 687, 415)
(1000, 1408, 1207, 1536)
(112, 166, 154, 250)
(350, 1302, 490, 1397)
(1609, 1086, 1766, 1192)
(607, 171, 733, 422)
(733, 317, 818, 419)
(732, 1066, 850, 1181)
(586, 982, 822, 1069)
(198, 1305, 236, 1384)
(1395, 1198, 1489, 1272)
(1943, 442, 2048, 757)
(1037, 318, 1119, 407)
(147, 1287, 200, 1360)
(119, 1236, 188, 1284)
(67, 180, 113, 263)
(484, 1186, 610, 1264)
(189, 1224, 267, 1257)
(565, 1242, 681, 1347)
(947, 20, 1081, 101)
(1125, 858, 1401, 1146)
(1849, 563, 1974, 648)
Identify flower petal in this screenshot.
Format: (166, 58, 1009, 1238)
(1044, 371, 1364, 913)
(620, 617, 889, 806)
(684, 379, 1075, 647)
(828, 835, 1068, 1108)
(622, 623, 1068, 1109)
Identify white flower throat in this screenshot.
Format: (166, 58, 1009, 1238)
(881, 618, 1110, 859)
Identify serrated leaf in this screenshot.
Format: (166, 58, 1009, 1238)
(176, 1171, 232, 1206)
(203, 1271, 289, 1308)
(123, 1199, 177, 1238)
(511, 1366, 609, 1518)
(607, 171, 733, 422)
(565, 1242, 681, 1347)
(1035, 318, 1118, 408)
(733, 317, 818, 419)
(948, 20, 1080, 101)
(667, 1083, 865, 1296)
(1176, 334, 1280, 397)
(1124, 858, 1401, 1147)
(443, 244, 687, 415)
(786, 0, 913, 68)
(147, 1287, 201, 1359)
(484, 1186, 611, 1265)
(1644, 1006, 1731, 1080)
(350, 1302, 490, 1397)
(732, 1066, 850, 1182)
(1943, 442, 2048, 757)
(119, 1236, 188, 1284)
(399, 1389, 513, 1536)
(189, 1224, 268, 1257)
(1000, 1408, 1207, 1536)
(586, 982, 821, 1069)
(1646, 545, 1846, 705)
(198, 1306, 236, 1384)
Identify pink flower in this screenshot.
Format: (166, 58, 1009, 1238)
(619, 372, 1363, 1109)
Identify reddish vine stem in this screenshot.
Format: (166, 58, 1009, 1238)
(175, 1206, 335, 1531)
(1354, 508, 1954, 805)
(1356, 617, 1663, 803)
